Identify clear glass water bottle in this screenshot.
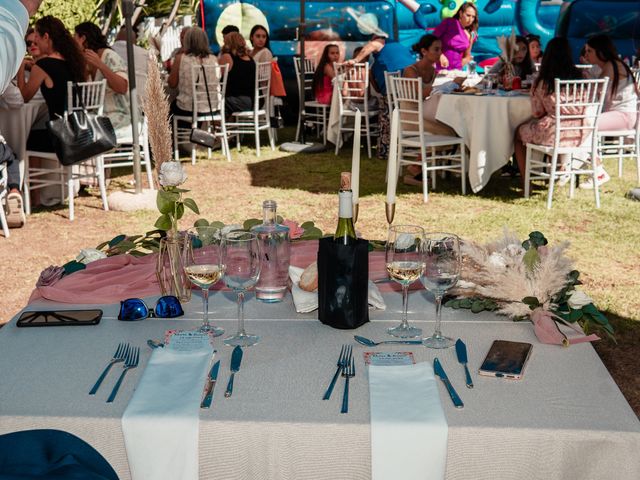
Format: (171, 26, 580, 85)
(251, 200, 291, 302)
(468, 56, 477, 77)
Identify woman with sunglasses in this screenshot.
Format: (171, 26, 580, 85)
(17, 15, 86, 152)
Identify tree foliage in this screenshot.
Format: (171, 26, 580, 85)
(32, 0, 99, 29)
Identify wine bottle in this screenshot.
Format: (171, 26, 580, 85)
(334, 172, 357, 245)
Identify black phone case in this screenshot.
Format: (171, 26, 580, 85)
(16, 310, 103, 327)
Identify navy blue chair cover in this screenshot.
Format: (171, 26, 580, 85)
(0, 429, 118, 479)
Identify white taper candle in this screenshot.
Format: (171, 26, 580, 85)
(386, 107, 399, 204)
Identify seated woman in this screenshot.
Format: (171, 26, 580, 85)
(526, 34, 543, 65)
(249, 25, 273, 64)
(433, 2, 479, 71)
(402, 34, 463, 185)
(489, 35, 535, 85)
(580, 34, 639, 188)
(513, 37, 586, 179)
(218, 32, 256, 115)
(74, 22, 130, 140)
(312, 44, 340, 105)
(168, 27, 219, 123)
(18, 16, 87, 153)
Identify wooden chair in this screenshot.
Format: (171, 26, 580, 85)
(388, 76, 466, 202)
(172, 63, 230, 163)
(524, 78, 609, 209)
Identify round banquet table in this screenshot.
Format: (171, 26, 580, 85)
(0, 101, 48, 188)
(435, 91, 533, 193)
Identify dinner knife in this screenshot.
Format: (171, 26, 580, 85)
(433, 358, 464, 409)
(200, 360, 220, 409)
(455, 339, 474, 389)
(224, 346, 243, 398)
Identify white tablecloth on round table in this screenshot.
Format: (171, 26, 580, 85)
(0, 101, 47, 187)
(436, 92, 533, 192)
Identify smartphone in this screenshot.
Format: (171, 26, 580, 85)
(478, 340, 533, 380)
(16, 309, 103, 327)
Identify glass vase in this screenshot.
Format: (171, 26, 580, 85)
(156, 231, 192, 303)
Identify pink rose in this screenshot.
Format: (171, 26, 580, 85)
(537, 246, 549, 257)
(36, 265, 64, 287)
(282, 220, 305, 240)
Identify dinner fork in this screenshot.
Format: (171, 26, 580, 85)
(323, 345, 351, 400)
(89, 343, 128, 395)
(106, 346, 140, 403)
(341, 355, 355, 414)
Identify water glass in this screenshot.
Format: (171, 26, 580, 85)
(421, 233, 461, 349)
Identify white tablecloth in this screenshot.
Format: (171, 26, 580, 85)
(436, 92, 533, 192)
(1, 291, 638, 480)
(0, 101, 47, 188)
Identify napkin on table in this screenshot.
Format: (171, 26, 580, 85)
(122, 342, 214, 480)
(369, 362, 448, 480)
(289, 266, 386, 313)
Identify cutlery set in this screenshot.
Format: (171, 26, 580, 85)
(323, 345, 356, 413)
(201, 345, 243, 408)
(89, 343, 140, 402)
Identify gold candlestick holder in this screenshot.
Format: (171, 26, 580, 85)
(385, 202, 395, 225)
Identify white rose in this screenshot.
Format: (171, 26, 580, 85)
(488, 252, 507, 269)
(158, 161, 187, 187)
(395, 233, 416, 250)
(76, 248, 107, 265)
(567, 290, 593, 309)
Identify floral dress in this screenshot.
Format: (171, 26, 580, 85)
(94, 49, 131, 140)
(518, 84, 589, 147)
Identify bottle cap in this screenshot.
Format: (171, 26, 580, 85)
(340, 172, 352, 190)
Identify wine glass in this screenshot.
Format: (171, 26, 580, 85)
(385, 225, 426, 338)
(421, 232, 461, 349)
(222, 230, 261, 347)
(185, 227, 225, 335)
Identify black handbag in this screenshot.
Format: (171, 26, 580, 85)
(189, 64, 220, 149)
(46, 86, 117, 166)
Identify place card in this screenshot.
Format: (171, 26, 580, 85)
(164, 330, 212, 351)
(364, 351, 415, 366)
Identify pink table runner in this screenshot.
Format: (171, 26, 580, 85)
(29, 240, 405, 305)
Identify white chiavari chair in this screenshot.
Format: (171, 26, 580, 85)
(388, 76, 466, 202)
(524, 78, 609, 209)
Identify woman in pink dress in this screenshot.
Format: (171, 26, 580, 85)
(514, 37, 586, 177)
(433, 2, 479, 71)
(312, 44, 340, 105)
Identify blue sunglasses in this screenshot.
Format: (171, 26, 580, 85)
(118, 296, 184, 321)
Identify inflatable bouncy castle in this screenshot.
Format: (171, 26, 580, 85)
(199, 0, 639, 98)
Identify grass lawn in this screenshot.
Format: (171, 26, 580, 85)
(1, 128, 638, 412)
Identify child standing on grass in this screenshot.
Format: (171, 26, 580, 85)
(313, 44, 340, 105)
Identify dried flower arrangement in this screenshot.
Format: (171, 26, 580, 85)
(142, 58, 199, 235)
(446, 230, 614, 343)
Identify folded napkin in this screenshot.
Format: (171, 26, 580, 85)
(288, 266, 386, 313)
(369, 363, 448, 480)
(122, 342, 214, 480)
